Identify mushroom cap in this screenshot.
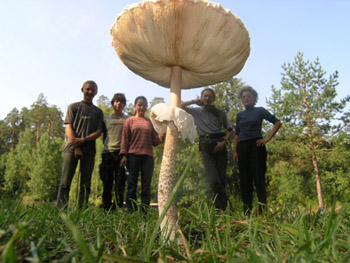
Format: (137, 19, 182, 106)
(150, 103, 197, 143)
(111, 0, 250, 89)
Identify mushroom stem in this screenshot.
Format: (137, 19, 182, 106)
(158, 66, 182, 242)
(170, 66, 182, 106)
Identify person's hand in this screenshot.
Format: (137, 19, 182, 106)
(256, 138, 270, 147)
(75, 147, 83, 159)
(120, 155, 127, 167)
(71, 137, 84, 147)
(159, 133, 166, 143)
(213, 141, 226, 154)
(194, 98, 203, 106)
(233, 152, 238, 164)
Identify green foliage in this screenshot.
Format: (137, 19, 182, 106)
(29, 93, 64, 142)
(89, 138, 104, 204)
(96, 94, 114, 116)
(150, 140, 163, 203)
(266, 51, 350, 207)
(26, 134, 64, 201)
(149, 97, 165, 109)
(210, 77, 245, 123)
(1, 108, 21, 153)
(268, 51, 349, 139)
(267, 139, 315, 207)
(172, 140, 210, 208)
(3, 129, 34, 196)
(1, 93, 64, 200)
(124, 102, 136, 117)
(2, 150, 20, 194)
(319, 135, 350, 204)
(0, 69, 349, 210)
(0, 152, 8, 193)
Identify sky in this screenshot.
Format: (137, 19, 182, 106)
(0, 0, 349, 120)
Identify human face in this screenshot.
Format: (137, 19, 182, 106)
(134, 99, 148, 117)
(241, 91, 255, 107)
(82, 83, 97, 103)
(201, 90, 215, 107)
(113, 99, 125, 113)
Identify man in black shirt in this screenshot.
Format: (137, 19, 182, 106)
(56, 80, 104, 209)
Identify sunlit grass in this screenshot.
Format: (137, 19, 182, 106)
(1, 198, 349, 262)
(1, 146, 349, 262)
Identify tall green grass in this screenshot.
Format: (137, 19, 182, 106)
(1, 147, 350, 263)
(1, 199, 349, 262)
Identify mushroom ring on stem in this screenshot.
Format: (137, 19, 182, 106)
(150, 103, 197, 143)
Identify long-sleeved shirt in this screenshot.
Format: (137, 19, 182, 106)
(120, 116, 160, 157)
(235, 106, 279, 143)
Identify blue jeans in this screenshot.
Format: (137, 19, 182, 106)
(56, 152, 95, 209)
(126, 154, 154, 212)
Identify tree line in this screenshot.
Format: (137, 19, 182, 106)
(1, 52, 349, 209)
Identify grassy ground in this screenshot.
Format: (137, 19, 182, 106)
(0, 198, 349, 262)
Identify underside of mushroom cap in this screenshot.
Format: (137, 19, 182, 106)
(111, 0, 250, 89)
(150, 103, 197, 142)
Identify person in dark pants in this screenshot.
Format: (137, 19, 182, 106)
(233, 86, 281, 215)
(56, 80, 104, 209)
(182, 88, 234, 211)
(99, 93, 128, 211)
(120, 96, 163, 213)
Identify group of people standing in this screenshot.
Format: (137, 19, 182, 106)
(56, 81, 162, 213)
(56, 80, 281, 215)
(182, 87, 281, 214)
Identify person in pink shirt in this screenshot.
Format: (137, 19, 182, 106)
(120, 96, 163, 212)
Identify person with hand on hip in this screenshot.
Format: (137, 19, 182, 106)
(233, 86, 281, 215)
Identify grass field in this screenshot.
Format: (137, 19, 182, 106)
(1, 197, 349, 262)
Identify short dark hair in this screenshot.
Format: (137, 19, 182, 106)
(134, 96, 148, 105)
(82, 80, 98, 90)
(201, 88, 216, 101)
(239, 86, 258, 105)
(111, 93, 126, 105)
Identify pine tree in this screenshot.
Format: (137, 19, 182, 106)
(267, 51, 350, 210)
(1, 94, 64, 198)
(29, 93, 64, 143)
(1, 108, 21, 152)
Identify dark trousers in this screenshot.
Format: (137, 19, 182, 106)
(99, 151, 126, 209)
(56, 152, 95, 209)
(201, 147, 232, 210)
(237, 139, 267, 214)
(126, 154, 154, 212)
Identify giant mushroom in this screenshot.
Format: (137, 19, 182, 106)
(111, 0, 250, 241)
